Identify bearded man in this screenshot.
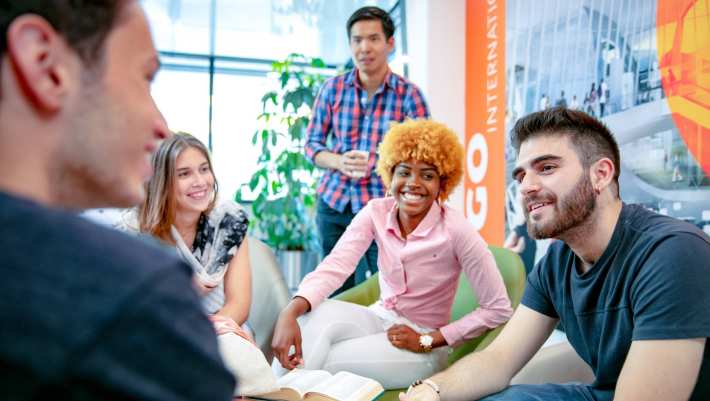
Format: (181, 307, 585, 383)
(401, 107, 710, 401)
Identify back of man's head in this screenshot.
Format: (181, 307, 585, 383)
(0, 0, 168, 209)
(511, 107, 621, 198)
(346, 6, 394, 40)
(0, 1, 124, 70)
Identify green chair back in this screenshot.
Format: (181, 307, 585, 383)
(335, 271, 381, 305)
(447, 246, 526, 363)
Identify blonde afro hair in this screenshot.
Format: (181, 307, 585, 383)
(376, 119, 464, 202)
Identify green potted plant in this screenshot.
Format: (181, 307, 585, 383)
(236, 53, 329, 287)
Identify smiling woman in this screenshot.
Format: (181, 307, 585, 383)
(388, 160, 442, 235)
(376, 119, 466, 237)
(271, 119, 513, 389)
(132, 133, 252, 320)
(117, 133, 254, 390)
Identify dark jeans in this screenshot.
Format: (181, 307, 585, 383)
(478, 384, 612, 401)
(316, 198, 378, 295)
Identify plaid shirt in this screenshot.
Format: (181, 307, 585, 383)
(305, 68, 430, 213)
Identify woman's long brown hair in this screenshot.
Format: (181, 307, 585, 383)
(137, 133, 218, 242)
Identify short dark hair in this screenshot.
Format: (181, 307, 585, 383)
(346, 6, 394, 40)
(511, 107, 621, 197)
(0, 0, 126, 66)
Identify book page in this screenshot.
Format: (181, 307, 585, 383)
(252, 370, 332, 401)
(306, 371, 383, 401)
(250, 387, 301, 401)
(278, 369, 334, 396)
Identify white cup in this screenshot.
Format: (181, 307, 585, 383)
(349, 150, 369, 178)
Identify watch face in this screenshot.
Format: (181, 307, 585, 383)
(420, 334, 433, 347)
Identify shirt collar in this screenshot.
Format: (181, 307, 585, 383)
(346, 68, 396, 92)
(385, 199, 443, 239)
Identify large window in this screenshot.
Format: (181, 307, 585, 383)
(151, 66, 211, 146)
(145, 0, 402, 199)
(505, 0, 661, 119)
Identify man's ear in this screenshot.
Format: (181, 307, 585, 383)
(386, 36, 395, 54)
(6, 14, 73, 112)
(590, 157, 615, 194)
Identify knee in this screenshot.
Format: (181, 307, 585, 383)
(313, 299, 347, 315)
(300, 300, 347, 327)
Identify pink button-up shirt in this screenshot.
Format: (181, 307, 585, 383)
(296, 197, 513, 346)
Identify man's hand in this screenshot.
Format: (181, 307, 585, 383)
(504, 231, 525, 254)
(338, 150, 369, 178)
(387, 324, 424, 352)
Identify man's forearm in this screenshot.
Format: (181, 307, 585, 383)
(431, 349, 512, 401)
(313, 150, 342, 171)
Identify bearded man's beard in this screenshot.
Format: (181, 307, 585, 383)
(525, 174, 597, 239)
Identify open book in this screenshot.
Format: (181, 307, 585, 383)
(250, 369, 384, 401)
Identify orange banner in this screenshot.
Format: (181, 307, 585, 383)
(464, 0, 506, 245)
(657, 0, 710, 176)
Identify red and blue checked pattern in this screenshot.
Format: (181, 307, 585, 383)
(305, 68, 430, 213)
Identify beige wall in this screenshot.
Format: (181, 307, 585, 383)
(406, 0, 466, 211)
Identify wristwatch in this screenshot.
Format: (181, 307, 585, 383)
(419, 333, 434, 352)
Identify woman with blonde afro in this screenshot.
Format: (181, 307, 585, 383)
(272, 120, 513, 388)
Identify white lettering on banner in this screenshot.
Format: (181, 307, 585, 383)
(486, 0, 498, 130)
(467, 186, 488, 230)
(466, 133, 488, 229)
(467, 133, 489, 183)
(466, 0, 499, 231)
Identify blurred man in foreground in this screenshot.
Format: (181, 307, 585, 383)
(0, 1, 234, 399)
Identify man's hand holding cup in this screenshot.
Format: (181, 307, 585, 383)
(340, 150, 370, 179)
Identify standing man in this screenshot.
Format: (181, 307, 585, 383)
(402, 108, 709, 401)
(0, 1, 234, 399)
(555, 90, 567, 108)
(305, 6, 430, 293)
(599, 79, 608, 116)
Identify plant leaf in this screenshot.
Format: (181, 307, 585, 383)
(237, 53, 326, 251)
(280, 71, 290, 89)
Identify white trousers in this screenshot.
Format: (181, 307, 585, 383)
(274, 300, 449, 389)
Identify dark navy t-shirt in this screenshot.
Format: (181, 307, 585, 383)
(0, 191, 235, 400)
(522, 203, 710, 400)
